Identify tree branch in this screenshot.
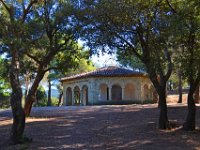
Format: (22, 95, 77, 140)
(115, 33, 141, 60)
(136, 20, 150, 58)
(44, 67, 58, 73)
(21, 0, 38, 23)
(166, 0, 176, 14)
(25, 53, 41, 64)
(0, 0, 10, 13)
(164, 48, 173, 81)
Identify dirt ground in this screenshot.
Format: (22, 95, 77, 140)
(1, 94, 200, 150)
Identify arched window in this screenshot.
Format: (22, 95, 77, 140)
(66, 87, 72, 105)
(99, 83, 109, 101)
(82, 85, 88, 105)
(112, 84, 122, 100)
(124, 84, 135, 100)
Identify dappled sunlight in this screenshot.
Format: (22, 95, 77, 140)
(26, 117, 55, 123)
(0, 117, 12, 126)
(54, 135, 71, 139)
(1, 104, 200, 149)
(118, 140, 153, 149)
(167, 94, 187, 104)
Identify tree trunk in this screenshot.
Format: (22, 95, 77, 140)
(24, 66, 46, 116)
(10, 92, 25, 144)
(47, 79, 52, 106)
(194, 85, 199, 103)
(178, 69, 182, 103)
(24, 93, 36, 117)
(158, 88, 170, 129)
(58, 92, 63, 106)
(183, 90, 196, 131)
(9, 51, 25, 144)
(148, 73, 171, 130)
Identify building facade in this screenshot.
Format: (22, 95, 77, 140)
(61, 66, 156, 106)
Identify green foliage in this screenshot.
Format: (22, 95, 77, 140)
(51, 97, 59, 106)
(0, 0, 90, 111)
(117, 50, 146, 71)
(0, 95, 10, 109)
(0, 57, 10, 106)
(76, 0, 174, 90)
(171, 0, 200, 88)
(69, 58, 95, 74)
(168, 70, 188, 90)
(56, 84, 63, 95)
(35, 86, 47, 107)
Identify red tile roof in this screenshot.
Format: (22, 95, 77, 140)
(61, 66, 146, 82)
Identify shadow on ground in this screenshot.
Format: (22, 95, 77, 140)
(0, 105, 200, 150)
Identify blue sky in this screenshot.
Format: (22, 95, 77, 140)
(91, 53, 119, 68)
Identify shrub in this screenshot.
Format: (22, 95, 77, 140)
(51, 97, 59, 106)
(35, 86, 47, 107)
(0, 96, 10, 109)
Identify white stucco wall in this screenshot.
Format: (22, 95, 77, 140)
(62, 76, 154, 106)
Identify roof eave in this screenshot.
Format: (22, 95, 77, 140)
(61, 74, 148, 82)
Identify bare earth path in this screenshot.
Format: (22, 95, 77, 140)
(1, 96, 200, 149)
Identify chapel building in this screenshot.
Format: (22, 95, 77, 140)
(61, 66, 156, 106)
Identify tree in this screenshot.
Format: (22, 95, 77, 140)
(44, 46, 94, 106)
(0, 57, 9, 94)
(36, 85, 47, 106)
(54, 52, 95, 106)
(56, 83, 63, 106)
(117, 49, 146, 72)
(76, 0, 174, 129)
(194, 85, 199, 103)
(177, 68, 183, 103)
(0, 0, 39, 144)
(168, 0, 200, 130)
(23, 0, 81, 116)
(47, 72, 54, 106)
(0, 0, 80, 144)
(0, 57, 10, 108)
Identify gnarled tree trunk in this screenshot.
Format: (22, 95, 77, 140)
(183, 82, 199, 131)
(24, 93, 36, 117)
(194, 85, 199, 103)
(157, 86, 170, 129)
(178, 69, 182, 103)
(149, 75, 171, 130)
(183, 92, 196, 130)
(10, 50, 25, 144)
(10, 92, 25, 144)
(47, 79, 52, 106)
(24, 66, 46, 116)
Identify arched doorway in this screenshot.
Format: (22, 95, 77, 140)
(144, 84, 149, 100)
(66, 87, 72, 105)
(124, 83, 135, 100)
(99, 83, 109, 101)
(74, 86, 81, 105)
(82, 85, 88, 105)
(112, 84, 122, 100)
